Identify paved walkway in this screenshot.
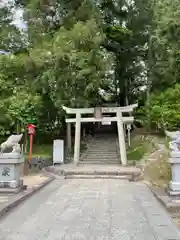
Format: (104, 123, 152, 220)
(0, 174, 49, 205)
(0, 179, 180, 240)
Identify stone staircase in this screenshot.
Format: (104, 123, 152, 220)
(80, 134, 120, 165)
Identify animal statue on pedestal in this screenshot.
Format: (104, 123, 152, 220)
(0, 134, 23, 153)
(165, 130, 180, 152)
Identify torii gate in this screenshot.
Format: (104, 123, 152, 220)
(63, 104, 138, 166)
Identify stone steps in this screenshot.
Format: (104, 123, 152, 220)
(64, 170, 137, 176)
(84, 155, 119, 159)
(90, 142, 117, 144)
(65, 175, 131, 180)
(81, 158, 120, 164)
(80, 158, 120, 162)
(80, 135, 119, 165)
(84, 157, 118, 160)
(79, 162, 120, 165)
(81, 158, 119, 162)
(64, 171, 140, 181)
(45, 165, 142, 181)
(88, 147, 117, 150)
(89, 147, 117, 150)
(87, 149, 118, 153)
(82, 153, 118, 156)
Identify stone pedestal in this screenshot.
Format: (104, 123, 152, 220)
(168, 151, 180, 196)
(0, 153, 24, 192)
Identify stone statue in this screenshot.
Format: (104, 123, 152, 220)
(0, 133, 23, 154)
(165, 130, 180, 152)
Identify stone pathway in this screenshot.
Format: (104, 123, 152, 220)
(23, 174, 49, 188)
(0, 179, 180, 239)
(0, 174, 49, 210)
(0, 195, 9, 204)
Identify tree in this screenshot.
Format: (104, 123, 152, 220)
(138, 84, 180, 131)
(0, 3, 26, 53)
(3, 0, 174, 135)
(29, 19, 112, 108)
(99, 0, 152, 105)
(0, 0, 113, 138)
(0, 60, 43, 135)
(150, 0, 180, 92)
(137, 0, 180, 131)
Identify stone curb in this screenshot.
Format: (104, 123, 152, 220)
(0, 176, 54, 219)
(44, 166, 65, 176)
(42, 168, 65, 180)
(149, 186, 170, 210)
(146, 182, 180, 215)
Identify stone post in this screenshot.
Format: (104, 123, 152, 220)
(117, 108, 127, 165)
(168, 151, 180, 196)
(127, 124, 132, 147)
(0, 153, 24, 192)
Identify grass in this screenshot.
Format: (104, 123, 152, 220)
(126, 133, 171, 188)
(24, 141, 87, 159)
(138, 134, 171, 188)
(144, 153, 171, 188)
(24, 144, 52, 158)
(127, 143, 147, 161)
(23, 144, 53, 175)
(126, 134, 157, 162)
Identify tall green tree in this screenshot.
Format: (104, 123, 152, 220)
(99, 0, 152, 105)
(0, 3, 26, 53)
(150, 0, 180, 92)
(137, 0, 180, 130)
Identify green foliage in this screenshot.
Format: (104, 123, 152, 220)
(0, 52, 44, 135)
(149, 0, 180, 91)
(105, 25, 132, 43)
(3, 0, 179, 137)
(7, 91, 43, 126)
(127, 135, 150, 161)
(139, 84, 180, 131)
(0, 4, 26, 53)
(0, 0, 112, 138)
(101, 0, 151, 105)
(0, 87, 43, 135)
(25, 144, 52, 158)
(28, 19, 112, 108)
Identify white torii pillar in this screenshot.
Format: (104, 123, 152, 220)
(117, 108, 127, 165)
(74, 112, 81, 165)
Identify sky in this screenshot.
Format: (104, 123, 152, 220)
(0, 0, 26, 53)
(1, 0, 26, 29)
(13, 8, 25, 29)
